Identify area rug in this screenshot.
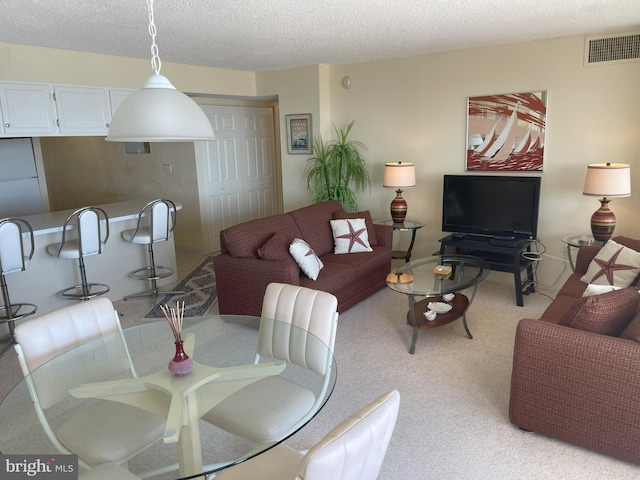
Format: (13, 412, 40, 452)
(144, 255, 217, 318)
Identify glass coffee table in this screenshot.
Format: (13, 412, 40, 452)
(386, 255, 489, 354)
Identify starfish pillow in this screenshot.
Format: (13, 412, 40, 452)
(580, 239, 640, 287)
(330, 218, 373, 254)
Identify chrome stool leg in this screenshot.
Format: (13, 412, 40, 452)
(0, 274, 37, 356)
(124, 243, 184, 306)
(60, 256, 110, 301)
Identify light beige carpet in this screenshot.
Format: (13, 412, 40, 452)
(2, 277, 640, 479)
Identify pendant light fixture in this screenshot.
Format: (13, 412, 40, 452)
(106, 0, 215, 142)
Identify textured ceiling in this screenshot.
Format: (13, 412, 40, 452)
(1, 0, 639, 72)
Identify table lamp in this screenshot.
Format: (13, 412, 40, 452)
(582, 162, 631, 242)
(383, 162, 416, 223)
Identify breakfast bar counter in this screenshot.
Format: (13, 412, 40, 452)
(2, 199, 180, 327)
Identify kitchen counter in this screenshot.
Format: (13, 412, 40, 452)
(2, 199, 181, 331)
(21, 199, 181, 235)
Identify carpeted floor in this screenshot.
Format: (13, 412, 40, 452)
(144, 255, 217, 318)
(2, 274, 640, 479)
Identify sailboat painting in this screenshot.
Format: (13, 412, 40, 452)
(466, 92, 547, 171)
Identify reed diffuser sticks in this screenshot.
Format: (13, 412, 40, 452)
(160, 301, 186, 342)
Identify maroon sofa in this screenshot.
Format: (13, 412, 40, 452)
(509, 236, 640, 464)
(213, 200, 393, 316)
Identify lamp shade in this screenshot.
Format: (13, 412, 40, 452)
(582, 162, 631, 242)
(106, 74, 215, 142)
(383, 162, 416, 188)
(583, 163, 631, 197)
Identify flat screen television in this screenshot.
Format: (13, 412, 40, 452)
(442, 175, 541, 239)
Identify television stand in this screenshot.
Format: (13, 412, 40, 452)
(438, 234, 535, 306)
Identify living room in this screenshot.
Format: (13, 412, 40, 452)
(2, 27, 639, 288)
(1, 3, 640, 478)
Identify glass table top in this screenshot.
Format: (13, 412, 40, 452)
(386, 254, 489, 297)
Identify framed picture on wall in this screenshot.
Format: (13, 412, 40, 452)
(466, 91, 547, 172)
(286, 113, 313, 154)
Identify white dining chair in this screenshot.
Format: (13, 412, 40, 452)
(213, 389, 401, 480)
(122, 198, 183, 305)
(201, 282, 339, 444)
(13, 297, 167, 472)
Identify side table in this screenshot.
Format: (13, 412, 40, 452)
(375, 219, 424, 263)
(562, 234, 602, 272)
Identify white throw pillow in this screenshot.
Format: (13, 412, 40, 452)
(580, 239, 640, 287)
(582, 283, 622, 297)
(329, 218, 373, 254)
(289, 238, 324, 280)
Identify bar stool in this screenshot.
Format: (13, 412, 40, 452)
(122, 199, 183, 305)
(47, 206, 110, 301)
(0, 218, 37, 356)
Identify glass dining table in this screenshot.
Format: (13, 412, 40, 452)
(0, 315, 337, 479)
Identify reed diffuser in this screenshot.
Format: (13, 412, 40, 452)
(161, 301, 194, 376)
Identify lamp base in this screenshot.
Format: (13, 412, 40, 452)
(390, 189, 408, 223)
(590, 197, 616, 242)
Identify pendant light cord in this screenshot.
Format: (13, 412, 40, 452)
(147, 0, 162, 75)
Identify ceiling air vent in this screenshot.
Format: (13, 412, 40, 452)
(584, 31, 640, 66)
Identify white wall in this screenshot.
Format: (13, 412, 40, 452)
(0, 42, 256, 94)
(259, 34, 640, 289)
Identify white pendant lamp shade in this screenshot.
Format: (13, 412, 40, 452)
(105, 0, 214, 142)
(106, 74, 214, 142)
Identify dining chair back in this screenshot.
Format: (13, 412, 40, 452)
(13, 298, 165, 470)
(202, 282, 339, 444)
(257, 281, 338, 376)
(46, 206, 110, 301)
(122, 198, 183, 304)
(213, 389, 401, 480)
(0, 217, 37, 355)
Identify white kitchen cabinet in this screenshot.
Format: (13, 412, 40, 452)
(109, 88, 134, 116)
(54, 86, 112, 135)
(0, 82, 58, 136)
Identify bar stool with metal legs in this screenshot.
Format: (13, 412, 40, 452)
(47, 206, 110, 301)
(0, 218, 37, 356)
(122, 199, 184, 305)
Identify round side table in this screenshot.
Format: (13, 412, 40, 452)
(375, 219, 424, 263)
(562, 234, 602, 272)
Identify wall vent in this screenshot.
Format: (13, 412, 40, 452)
(584, 31, 640, 66)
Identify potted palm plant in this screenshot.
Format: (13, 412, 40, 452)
(305, 121, 370, 212)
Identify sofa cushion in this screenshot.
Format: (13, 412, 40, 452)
(289, 238, 324, 280)
(222, 214, 302, 259)
(580, 239, 640, 287)
(289, 201, 344, 257)
(620, 310, 640, 342)
(257, 233, 297, 267)
(559, 287, 640, 336)
(330, 218, 373, 254)
(333, 210, 378, 246)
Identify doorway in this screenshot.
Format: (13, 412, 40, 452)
(196, 105, 281, 254)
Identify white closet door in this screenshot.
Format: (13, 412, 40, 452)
(198, 105, 278, 254)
